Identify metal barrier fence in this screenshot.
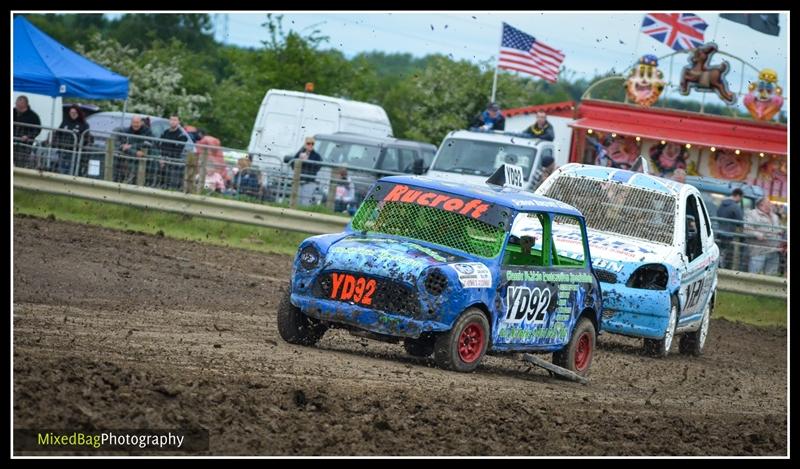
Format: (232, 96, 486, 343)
(13, 124, 405, 215)
(13, 167, 786, 299)
(13, 123, 80, 175)
(12, 122, 788, 278)
(708, 216, 787, 277)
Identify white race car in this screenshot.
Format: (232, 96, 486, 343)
(535, 163, 719, 357)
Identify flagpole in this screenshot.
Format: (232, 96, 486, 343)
(491, 69, 499, 104)
(491, 23, 503, 103)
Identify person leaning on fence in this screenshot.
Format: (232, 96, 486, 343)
(744, 196, 783, 275)
(13, 96, 42, 168)
(115, 116, 154, 184)
(469, 102, 506, 131)
(157, 115, 188, 189)
(284, 137, 323, 205)
(55, 105, 91, 175)
(715, 188, 744, 270)
(522, 111, 554, 141)
(234, 156, 264, 200)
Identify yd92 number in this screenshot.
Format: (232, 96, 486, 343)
(330, 273, 376, 306)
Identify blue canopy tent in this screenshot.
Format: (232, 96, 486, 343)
(13, 15, 129, 100)
(14, 15, 130, 168)
(13, 15, 130, 137)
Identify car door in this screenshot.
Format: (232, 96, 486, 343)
(495, 212, 576, 350)
(678, 194, 713, 327)
(695, 195, 718, 316)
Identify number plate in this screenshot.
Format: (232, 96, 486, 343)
(328, 273, 377, 306)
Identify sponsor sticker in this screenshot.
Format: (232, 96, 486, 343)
(450, 263, 492, 288)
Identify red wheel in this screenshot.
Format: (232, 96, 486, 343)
(434, 308, 490, 372)
(573, 332, 592, 372)
(458, 323, 485, 363)
(553, 317, 596, 377)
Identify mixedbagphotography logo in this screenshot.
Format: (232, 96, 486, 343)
(14, 429, 209, 453)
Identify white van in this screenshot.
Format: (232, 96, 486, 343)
(247, 90, 393, 170)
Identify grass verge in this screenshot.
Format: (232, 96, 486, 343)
(14, 188, 310, 256)
(715, 291, 786, 328)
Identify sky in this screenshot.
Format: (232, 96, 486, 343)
(209, 11, 789, 111)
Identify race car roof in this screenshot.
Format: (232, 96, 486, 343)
(554, 164, 683, 196)
(378, 175, 584, 217)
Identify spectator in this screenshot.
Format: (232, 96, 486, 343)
(744, 196, 782, 275)
(530, 155, 556, 192)
(333, 167, 356, 214)
(55, 105, 91, 175)
(158, 115, 188, 189)
(671, 168, 687, 183)
(716, 188, 744, 269)
(196, 133, 228, 189)
(235, 157, 263, 200)
(523, 111, 554, 141)
(470, 102, 506, 131)
(284, 137, 323, 205)
(13, 96, 42, 168)
(116, 116, 154, 184)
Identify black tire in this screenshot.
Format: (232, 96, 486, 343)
(553, 317, 596, 377)
(679, 302, 710, 356)
(276, 289, 326, 345)
(644, 299, 678, 358)
(403, 336, 435, 357)
(433, 308, 490, 372)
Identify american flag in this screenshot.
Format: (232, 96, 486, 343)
(641, 13, 708, 51)
(497, 23, 564, 83)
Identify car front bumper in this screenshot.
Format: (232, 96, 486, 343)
(599, 283, 672, 340)
(291, 294, 451, 339)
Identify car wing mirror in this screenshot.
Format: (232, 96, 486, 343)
(412, 158, 425, 175)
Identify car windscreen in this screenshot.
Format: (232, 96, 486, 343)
(431, 138, 537, 178)
(351, 182, 511, 258)
(315, 138, 382, 170)
(543, 175, 676, 245)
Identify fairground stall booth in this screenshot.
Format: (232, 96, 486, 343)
(569, 99, 787, 203)
(567, 44, 787, 207)
(514, 43, 788, 273)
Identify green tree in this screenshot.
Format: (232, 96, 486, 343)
(107, 14, 216, 53)
(75, 34, 210, 121)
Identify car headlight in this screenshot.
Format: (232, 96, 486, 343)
(626, 264, 668, 290)
(299, 245, 321, 270)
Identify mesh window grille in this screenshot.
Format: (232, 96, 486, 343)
(351, 199, 506, 258)
(544, 176, 676, 245)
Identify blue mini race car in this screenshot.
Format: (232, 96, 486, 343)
(278, 166, 603, 376)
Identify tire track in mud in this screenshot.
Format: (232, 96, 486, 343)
(13, 216, 787, 455)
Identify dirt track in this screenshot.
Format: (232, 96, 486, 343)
(13, 215, 787, 456)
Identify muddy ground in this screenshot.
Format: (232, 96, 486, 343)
(13, 215, 787, 456)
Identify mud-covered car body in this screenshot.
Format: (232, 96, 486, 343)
(289, 174, 602, 356)
(535, 164, 719, 354)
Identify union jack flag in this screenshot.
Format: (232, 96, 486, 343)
(641, 13, 708, 51)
